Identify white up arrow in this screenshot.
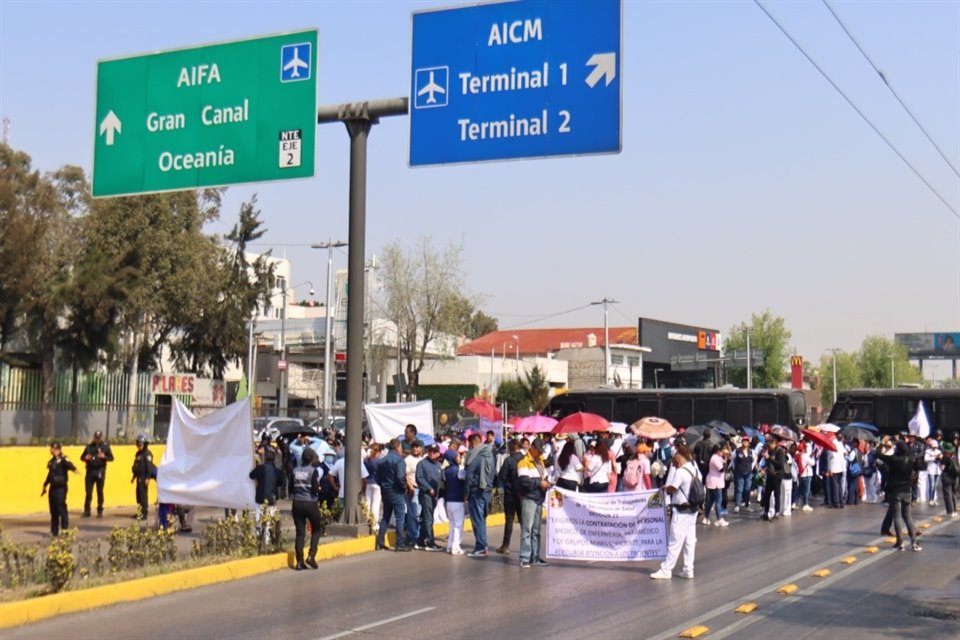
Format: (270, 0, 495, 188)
(99, 111, 122, 146)
(585, 53, 617, 88)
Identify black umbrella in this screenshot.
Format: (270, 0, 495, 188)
(706, 419, 737, 437)
(840, 425, 878, 443)
(770, 424, 798, 442)
(276, 423, 319, 438)
(681, 425, 721, 447)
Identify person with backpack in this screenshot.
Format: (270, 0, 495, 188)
(621, 444, 644, 492)
(650, 442, 702, 580)
(759, 438, 787, 522)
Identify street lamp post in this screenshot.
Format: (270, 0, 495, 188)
(591, 298, 618, 386)
(889, 355, 896, 388)
(829, 348, 841, 407)
(311, 241, 348, 431)
(654, 368, 664, 389)
(512, 334, 520, 373)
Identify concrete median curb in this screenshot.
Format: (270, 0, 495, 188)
(0, 512, 506, 629)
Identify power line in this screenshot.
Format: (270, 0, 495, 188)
(753, 0, 959, 220)
(501, 304, 593, 329)
(822, 0, 960, 180)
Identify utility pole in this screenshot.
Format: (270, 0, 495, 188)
(889, 354, 895, 388)
(829, 348, 841, 407)
(591, 298, 618, 385)
(311, 240, 348, 432)
(279, 284, 287, 416)
(746, 332, 753, 390)
(317, 98, 408, 532)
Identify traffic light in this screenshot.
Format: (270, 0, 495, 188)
(335, 371, 347, 403)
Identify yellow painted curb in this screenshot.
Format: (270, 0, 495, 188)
(840, 556, 857, 565)
(812, 568, 831, 578)
(864, 546, 879, 554)
(734, 602, 758, 614)
(678, 625, 709, 638)
(0, 512, 507, 629)
(777, 584, 798, 594)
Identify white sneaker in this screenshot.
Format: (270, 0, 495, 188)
(650, 569, 672, 580)
(802, 505, 813, 512)
(677, 570, 695, 579)
(701, 518, 711, 526)
(716, 519, 730, 527)
(733, 506, 740, 513)
(951, 512, 959, 518)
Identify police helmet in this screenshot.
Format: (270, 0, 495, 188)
(136, 434, 148, 444)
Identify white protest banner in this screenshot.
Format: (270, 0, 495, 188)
(546, 487, 668, 562)
(364, 400, 434, 444)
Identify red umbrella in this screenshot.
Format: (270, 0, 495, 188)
(801, 428, 837, 452)
(464, 397, 502, 422)
(552, 412, 611, 434)
(513, 414, 559, 433)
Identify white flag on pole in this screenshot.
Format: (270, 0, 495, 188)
(908, 401, 930, 438)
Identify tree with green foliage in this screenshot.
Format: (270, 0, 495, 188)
(818, 350, 860, 408)
(857, 335, 922, 389)
(495, 378, 530, 414)
(724, 310, 792, 389)
(521, 365, 551, 413)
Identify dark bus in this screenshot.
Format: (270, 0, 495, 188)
(544, 388, 807, 429)
(827, 389, 960, 436)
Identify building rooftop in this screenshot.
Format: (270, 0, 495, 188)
(457, 327, 639, 357)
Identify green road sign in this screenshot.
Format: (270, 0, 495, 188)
(93, 30, 318, 198)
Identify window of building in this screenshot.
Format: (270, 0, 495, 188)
(627, 356, 640, 367)
(611, 354, 624, 366)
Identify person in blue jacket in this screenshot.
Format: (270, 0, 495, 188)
(376, 439, 411, 552)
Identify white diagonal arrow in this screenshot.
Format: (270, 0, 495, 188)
(585, 53, 617, 88)
(99, 110, 122, 146)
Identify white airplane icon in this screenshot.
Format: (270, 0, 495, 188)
(418, 71, 445, 104)
(283, 47, 309, 78)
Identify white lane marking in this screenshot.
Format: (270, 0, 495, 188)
(317, 607, 436, 640)
(645, 518, 956, 640)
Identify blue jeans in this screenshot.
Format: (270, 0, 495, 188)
(733, 473, 752, 507)
(927, 473, 940, 503)
(704, 488, 723, 520)
(404, 489, 420, 546)
(377, 490, 406, 548)
(799, 476, 812, 506)
(468, 489, 491, 552)
(519, 498, 543, 563)
(846, 474, 861, 504)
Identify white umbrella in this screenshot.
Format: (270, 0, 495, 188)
(818, 423, 840, 433)
(608, 422, 628, 435)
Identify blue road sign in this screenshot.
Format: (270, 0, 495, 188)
(410, 0, 621, 166)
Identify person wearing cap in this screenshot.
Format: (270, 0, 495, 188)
(42, 442, 79, 536)
(415, 444, 443, 551)
(937, 442, 958, 517)
(516, 438, 551, 568)
(81, 429, 114, 518)
(131, 435, 156, 521)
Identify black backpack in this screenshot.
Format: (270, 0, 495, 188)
(678, 466, 706, 511)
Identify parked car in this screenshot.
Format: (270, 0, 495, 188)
(253, 417, 305, 442)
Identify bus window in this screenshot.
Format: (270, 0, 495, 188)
(941, 400, 960, 432)
(663, 398, 693, 427)
(694, 398, 725, 425)
(585, 398, 613, 417)
(876, 398, 906, 431)
(613, 398, 637, 424)
(754, 398, 777, 425)
(727, 400, 751, 428)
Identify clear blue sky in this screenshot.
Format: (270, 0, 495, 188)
(1, 0, 958, 378)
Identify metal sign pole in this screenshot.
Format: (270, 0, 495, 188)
(318, 99, 407, 531)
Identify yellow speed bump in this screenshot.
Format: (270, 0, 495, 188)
(934, 516, 944, 523)
(885, 537, 897, 544)
(841, 556, 857, 565)
(679, 625, 709, 638)
(919, 522, 931, 529)
(735, 602, 758, 614)
(777, 584, 798, 594)
(864, 546, 879, 554)
(812, 568, 831, 578)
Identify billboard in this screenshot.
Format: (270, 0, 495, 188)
(638, 318, 721, 363)
(895, 333, 960, 357)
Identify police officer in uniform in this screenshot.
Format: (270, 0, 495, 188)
(41, 442, 78, 536)
(81, 430, 114, 518)
(291, 448, 323, 570)
(131, 435, 156, 521)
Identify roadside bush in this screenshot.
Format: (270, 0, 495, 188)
(192, 508, 284, 560)
(0, 526, 42, 588)
(107, 520, 176, 572)
(316, 501, 343, 537)
(44, 529, 77, 593)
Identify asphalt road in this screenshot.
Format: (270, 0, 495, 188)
(5, 503, 959, 640)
